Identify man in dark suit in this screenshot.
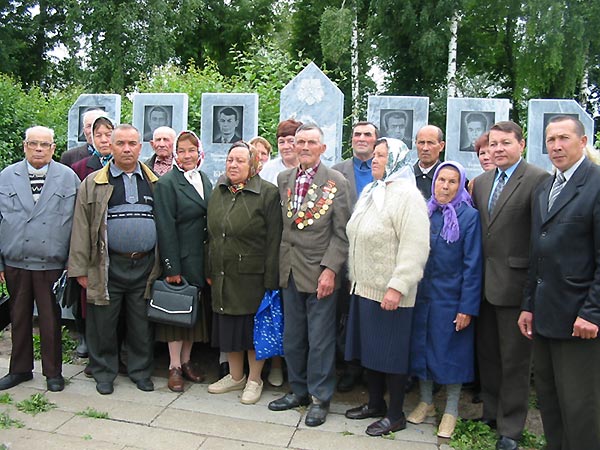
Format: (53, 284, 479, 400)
(331, 121, 378, 392)
(269, 123, 351, 427)
(519, 116, 600, 450)
(413, 125, 445, 198)
(61, 109, 105, 167)
(471, 121, 550, 450)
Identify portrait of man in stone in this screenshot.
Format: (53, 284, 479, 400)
(212, 106, 244, 144)
(460, 111, 494, 152)
(380, 109, 414, 149)
(143, 105, 173, 141)
(542, 113, 579, 154)
(78, 105, 106, 141)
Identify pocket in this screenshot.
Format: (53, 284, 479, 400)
(238, 254, 265, 274)
(0, 188, 19, 213)
(507, 256, 528, 269)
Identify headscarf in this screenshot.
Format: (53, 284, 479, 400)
(173, 130, 204, 172)
(91, 115, 115, 166)
(355, 137, 414, 213)
(227, 140, 260, 193)
(427, 161, 473, 244)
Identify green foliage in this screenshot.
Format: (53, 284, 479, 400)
(450, 419, 546, 450)
(83, 434, 92, 440)
(521, 429, 547, 449)
(320, 8, 354, 64)
(77, 407, 109, 419)
(16, 393, 56, 416)
(0, 393, 13, 404)
(33, 326, 78, 364)
(0, 411, 24, 429)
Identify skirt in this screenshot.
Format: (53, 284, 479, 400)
(211, 312, 255, 353)
(345, 294, 413, 374)
(155, 286, 211, 343)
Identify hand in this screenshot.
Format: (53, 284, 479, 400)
(0, 271, 4, 283)
(518, 311, 534, 340)
(77, 276, 88, 289)
(317, 268, 335, 300)
(454, 313, 471, 331)
(206, 277, 212, 286)
(572, 316, 599, 339)
(165, 275, 182, 284)
(380, 288, 402, 311)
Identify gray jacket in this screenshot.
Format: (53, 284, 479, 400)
(0, 159, 80, 271)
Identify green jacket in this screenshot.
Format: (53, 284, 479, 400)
(154, 168, 212, 286)
(207, 175, 282, 315)
(68, 162, 161, 305)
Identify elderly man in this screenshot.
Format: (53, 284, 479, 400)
(259, 119, 303, 185)
(61, 109, 106, 167)
(69, 124, 161, 395)
(145, 126, 177, 176)
(0, 126, 80, 392)
(519, 116, 600, 450)
(268, 123, 351, 427)
(414, 125, 445, 198)
(471, 121, 549, 450)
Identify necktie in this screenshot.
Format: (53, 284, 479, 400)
(547, 172, 566, 211)
(489, 171, 507, 216)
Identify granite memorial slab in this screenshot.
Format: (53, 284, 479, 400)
(67, 94, 121, 150)
(446, 97, 511, 180)
(200, 93, 259, 184)
(526, 99, 595, 173)
(280, 62, 344, 165)
(367, 95, 429, 163)
(132, 93, 189, 160)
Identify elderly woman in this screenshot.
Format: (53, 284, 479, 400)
(249, 136, 272, 169)
(72, 116, 114, 181)
(207, 141, 282, 404)
(154, 131, 212, 392)
(344, 138, 430, 436)
(408, 161, 482, 438)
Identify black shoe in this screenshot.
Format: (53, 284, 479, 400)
(219, 362, 230, 379)
(76, 336, 88, 358)
(268, 392, 310, 411)
(345, 403, 387, 420)
(305, 401, 329, 427)
(474, 417, 497, 429)
(46, 376, 64, 392)
(0, 372, 33, 390)
(83, 365, 93, 378)
(135, 378, 154, 392)
(496, 436, 519, 450)
(366, 416, 407, 436)
(337, 371, 357, 392)
(96, 381, 114, 395)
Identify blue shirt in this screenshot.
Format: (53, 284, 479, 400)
(353, 157, 373, 197)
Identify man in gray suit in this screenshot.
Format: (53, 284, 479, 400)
(269, 123, 351, 427)
(61, 109, 105, 167)
(471, 121, 550, 450)
(519, 116, 600, 449)
(0, 126, 80, 392)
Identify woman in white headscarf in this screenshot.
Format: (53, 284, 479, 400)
(344, 138, 430, 437)
(154, 131, 212, 392)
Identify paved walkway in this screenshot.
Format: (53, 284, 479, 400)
(0, 356, 452, 450)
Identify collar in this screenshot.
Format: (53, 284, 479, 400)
(109, 160, 142, 178)
(561, 155, 586, 182)
(26, 161, 50, 174)
(495, 158, 521, 181)
(353, 156, 372, 169)
(219, 174, 262, 194)
(418, 160, 438, 175)
(297, 162, 320, 178)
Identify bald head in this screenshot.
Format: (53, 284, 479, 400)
(151, 126, 177, 159)
(416, 125, 445, 169)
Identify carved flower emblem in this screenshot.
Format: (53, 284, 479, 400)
(297, 78, 324, 105)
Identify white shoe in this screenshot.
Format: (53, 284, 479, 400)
(437, 413, 457, 438)
(208, 374, 246, 394)
(240, 379, 263, 404)
(407, 402, 436, 424)
(268, 367, 283, 387)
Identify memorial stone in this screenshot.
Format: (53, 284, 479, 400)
(67, 94, 121, 150)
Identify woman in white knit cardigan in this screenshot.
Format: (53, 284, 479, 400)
(344, 138, 430, 437)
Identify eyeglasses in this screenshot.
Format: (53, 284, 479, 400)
(25, 140, 53, 150)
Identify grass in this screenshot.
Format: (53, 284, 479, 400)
(450, 419, 546, 450)
(16, 393, 56, 416)
(0, 411, 25, 429)
(76, 407, 109, 419)
(0, 393, 12, 404)
(33, 325, 79, 364)
(83, 434, 92, 440)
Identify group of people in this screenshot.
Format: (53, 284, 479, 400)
(0, 110, 597, 450)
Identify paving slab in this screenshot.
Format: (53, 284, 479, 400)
(290, 428, 439, 450)
(1, 428, 124, 450)
(199, 437, 287, 450)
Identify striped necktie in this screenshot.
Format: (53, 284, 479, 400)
(489, 171, 507, 216)
(547, 172, 566, 211)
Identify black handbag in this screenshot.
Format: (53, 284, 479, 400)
(148, 277, 198, 328)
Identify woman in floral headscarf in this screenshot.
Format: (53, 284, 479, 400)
(154, 131, 212, 392)
(206, 141, 282, 405)
(344, 138, 430, 437)
(407, 161, 482, 439)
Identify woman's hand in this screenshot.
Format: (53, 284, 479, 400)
(381, 288, 403, 310)
(454, 313, 471, 331)
(165, 275, 182, 285)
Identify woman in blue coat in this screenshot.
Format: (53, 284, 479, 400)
(408, 161, 482, 438)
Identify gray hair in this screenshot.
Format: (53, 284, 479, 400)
(296, 123, 325, 144)
(25, 126, 54, 141)
(152, 126, 177, 140)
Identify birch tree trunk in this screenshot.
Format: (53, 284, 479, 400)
(351, 4, 360, 123)
(447, 11, 460, 98)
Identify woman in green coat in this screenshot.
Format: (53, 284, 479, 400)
(154, 131, 212, 392)
(207, 141, 282, 404)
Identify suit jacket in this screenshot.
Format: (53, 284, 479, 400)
(213, 133, 242, 144)
(331, 158, 358, 206)
(471, 159, 550, 307)
(523, 158, 600, 338)
(414, 160, 441, 199)
(277, 164, 351, 292)
(60, 144, 89, 167)
(154, 168, 212, 287)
